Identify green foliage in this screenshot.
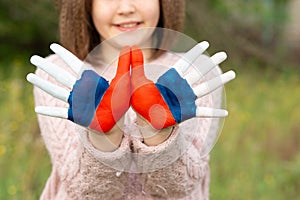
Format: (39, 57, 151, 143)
(184, 0, 297, 72)
(0, 0, 58, 60)
(210, 65, 300, 199)
(0, 59, 51, 199)
(207, 0, 288, 35)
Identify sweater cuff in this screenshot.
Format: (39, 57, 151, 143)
(132, 126, 192, 173)
(78, 127, 132, 172)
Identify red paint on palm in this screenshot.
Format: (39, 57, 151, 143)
(89, 47, 131, 133)
(130, 46, 176, 129)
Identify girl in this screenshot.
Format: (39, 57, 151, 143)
(27, 0, 235, 199)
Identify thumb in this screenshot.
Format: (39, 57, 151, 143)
(115, 46, 131, 78)
(131, 46, 146, 80)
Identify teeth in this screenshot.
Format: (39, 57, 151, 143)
(120, 23, 138, 28)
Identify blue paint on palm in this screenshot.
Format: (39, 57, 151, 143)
(68, 70, 109, 126)
(155, 68, 197, 123)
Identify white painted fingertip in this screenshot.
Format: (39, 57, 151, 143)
(26, 73, 70, 102)
(29, 54, 77, 89)
(49, 43, 62, 52)
(30, 55, 38, 65)
(193, 70, 236, 97)
(173, 41, 210, 75)
(26, 73, 35, 83)
(224, 110, 229, 116)
(198, 41, 210, 51)
(211, 51, 227, 65)
(222, 70, 236, 83)
(50, 42, 84, 76)
(189, 41, 209, 57)
(35, 106, 47, 115)
(226, 70, 236, 80)
(35, 106, 68, 118)
(196, 107, 229, 118)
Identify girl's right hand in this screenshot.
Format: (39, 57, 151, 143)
(130, 42, 236, 130)
(27, 44, 131, 133)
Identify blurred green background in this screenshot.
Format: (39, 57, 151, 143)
(0, 0, 299, 199)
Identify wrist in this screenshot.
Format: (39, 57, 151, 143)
(136, 114, 174, 146)
(88, 124, 124, 152)
(142, 126, 174, 146)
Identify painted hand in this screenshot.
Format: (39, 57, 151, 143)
(130, 42, 236, 129)
(27, 44, 131, 133)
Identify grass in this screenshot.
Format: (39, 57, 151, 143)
(210, 64, 300, 199)
(0, 57, 299, 199)
(0, 58, 51, 200)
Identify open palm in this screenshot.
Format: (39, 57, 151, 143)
(27, 44, 131, 133)
(130, 42, 235, 129)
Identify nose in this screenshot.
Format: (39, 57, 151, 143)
(117, 0, 136, 15)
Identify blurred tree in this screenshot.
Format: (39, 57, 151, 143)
(0, 0, 296, 69)
(284, 0, 300, 62)
(184, 0, 293, 69)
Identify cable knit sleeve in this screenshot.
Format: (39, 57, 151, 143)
(34, 55, 132, 199)
(59, 129, 132, 200)
(132, 120, 211, 199)
(131, 62, 224, 199)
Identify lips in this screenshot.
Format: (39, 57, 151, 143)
(113, 21, 143, 31)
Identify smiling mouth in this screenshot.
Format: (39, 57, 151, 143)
(114, 22, 142, 30)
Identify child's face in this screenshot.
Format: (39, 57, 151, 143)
(92, 0, 160, 41)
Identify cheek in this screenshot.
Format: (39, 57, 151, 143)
(92, 2, 111, 34)
(149, 9, 160, 26)
(141, 2, 160, 26)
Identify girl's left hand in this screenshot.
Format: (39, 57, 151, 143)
(27, 44, 131, 133)
(130, 42, 236, 130)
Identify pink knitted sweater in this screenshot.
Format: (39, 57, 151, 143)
(34, 51, 223, 200)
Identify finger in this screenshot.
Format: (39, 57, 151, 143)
(173, 41, 209, 76)
(35, 106, 68, 118)
(115, 46, 131, 77)
(131, 46, 146, 79)
(205, 51, 227, 74)
(184, 52, 227, 85)
(26, 73, 70, 102)
(193, 70, 236, 97)
(50, 43, 84, 76)
(196, 107, 228, 118)
(30, 55, 77, 89)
